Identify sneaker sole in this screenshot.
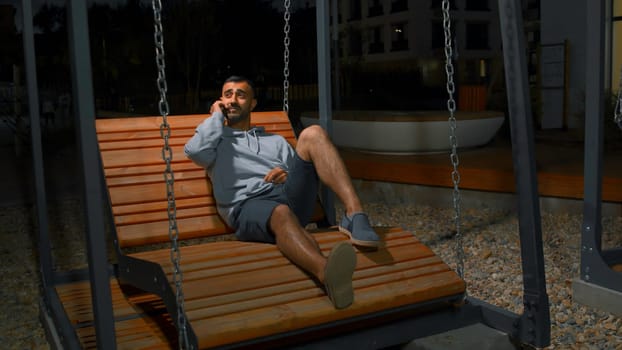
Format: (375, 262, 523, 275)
(324, 242, 357, 309)
(338, 226, 381, 248)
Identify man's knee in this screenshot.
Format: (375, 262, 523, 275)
(298, 125, 328, 144)
(269, 204, 299, 233)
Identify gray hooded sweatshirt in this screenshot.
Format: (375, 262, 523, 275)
(184, 112, 296, 227)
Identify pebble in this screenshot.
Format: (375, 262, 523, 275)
(1, 199, 621, 349)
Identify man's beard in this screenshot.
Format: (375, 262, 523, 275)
(225, 112, 249, 125)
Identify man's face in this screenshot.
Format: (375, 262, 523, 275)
(221, 81, 257, 125)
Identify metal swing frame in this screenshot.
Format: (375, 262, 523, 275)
(23, 0, 555, 348)
(572, 0, 622, 314)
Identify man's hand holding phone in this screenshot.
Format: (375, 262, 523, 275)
(210, 100, 229, 125)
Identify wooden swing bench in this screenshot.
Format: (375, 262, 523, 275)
(59, 111, 466, 349)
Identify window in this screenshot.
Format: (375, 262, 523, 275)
(349, 0, 361, 21)
(391, 23, 409, 51)
(349, 29, 363, 56)
(391, 0, 408, 13)
(465, 22, 489, 50)
(368, 0, 383, 17)
(465, 0, 489, 11)
(368, 26, 384, 54)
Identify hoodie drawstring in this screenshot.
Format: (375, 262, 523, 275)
(249, 129, 260, 154)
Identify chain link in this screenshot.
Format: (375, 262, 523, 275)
(283, 0, 291, 113)
(615, 65, 622, 130)
(442, 0, 464, 281)
(152, 1, 190, 348)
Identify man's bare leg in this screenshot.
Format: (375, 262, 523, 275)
(295, 125, 380, 247)
(295, 125, 362, 216)
(269, 204, 356, 309)
(269, 204, 326, 281)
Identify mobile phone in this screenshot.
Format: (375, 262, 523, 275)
(219, 103, 229, 122)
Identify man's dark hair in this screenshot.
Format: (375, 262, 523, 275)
(224, 75, 255, 95)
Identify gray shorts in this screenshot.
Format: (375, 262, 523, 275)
(232, 152, 318, 243)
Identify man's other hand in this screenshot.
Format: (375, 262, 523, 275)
(264, 167, 288, 184)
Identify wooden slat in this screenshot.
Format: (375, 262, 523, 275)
(108, 177, 211, 206)
(104, 162, 201, 179)
(106, 169, 206, 187)
(117, 214, 230, 247)
(95, 112, 291, 133)
(100, 137, 295, 170)
(96, 114, 203, 133)
(98, 129, 296, 151)
(113, 197, 215, 217)
(101, 145, 187, 169)
(115, 206, 218, 226)
(97, 124, 295, 147)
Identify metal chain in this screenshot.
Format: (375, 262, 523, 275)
(442, 0, 464, 281)
(283, 0, 291, 113)
(152, 1, 190, 348)
(615, 65, 622, 130)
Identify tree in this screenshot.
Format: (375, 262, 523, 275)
(166, 0, 223, 112)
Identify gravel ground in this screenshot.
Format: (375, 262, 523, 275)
(1, 197, 621, 349)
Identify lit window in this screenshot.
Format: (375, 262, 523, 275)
(391, 23, 408, 51)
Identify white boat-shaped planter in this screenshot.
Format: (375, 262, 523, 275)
(300, 110, 505, 154)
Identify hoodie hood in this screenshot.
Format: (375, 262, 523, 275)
(224, 126, 265, 154)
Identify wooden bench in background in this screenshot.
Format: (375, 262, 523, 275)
(55, 112, 466, 349)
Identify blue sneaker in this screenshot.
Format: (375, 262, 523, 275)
(339, 212, 380, 248)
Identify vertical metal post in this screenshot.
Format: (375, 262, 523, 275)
(580, 0, 621, 292)
(316, 0, 336, 224)
(21, 0, 54, 293)
(498, 0, 550, 347)
(332, 0, 341, 109)
(582, 0, 605, 261)
(66, 1, 116, 348)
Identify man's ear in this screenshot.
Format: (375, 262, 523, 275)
(251, 98, 257, 111)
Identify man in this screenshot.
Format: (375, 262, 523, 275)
(184, 76, 379, 309)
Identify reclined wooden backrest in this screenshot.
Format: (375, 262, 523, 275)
(96, 111, 304, 248)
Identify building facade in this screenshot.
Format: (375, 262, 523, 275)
(335, 0, 508, 89)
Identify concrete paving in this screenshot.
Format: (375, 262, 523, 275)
(403, 324, 520, 350)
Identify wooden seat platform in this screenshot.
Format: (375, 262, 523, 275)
(74, 112, 467, 348)
(56, 227, 464, 349)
